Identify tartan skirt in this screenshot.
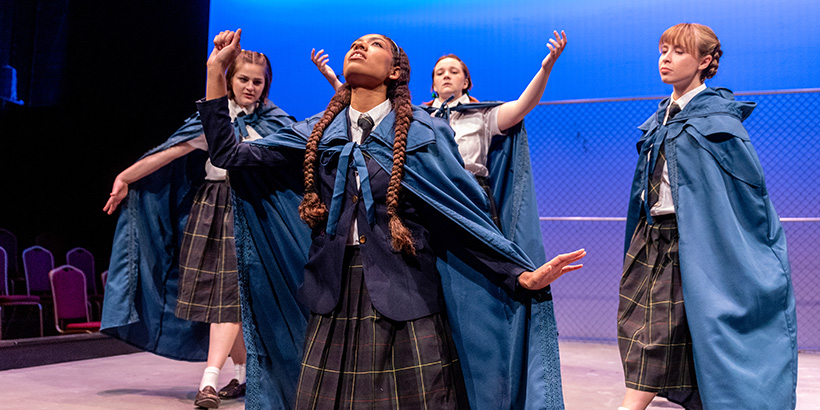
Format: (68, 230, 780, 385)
(295, 246, 469, 410)
(617, 215, 697, 393)
(174, 180, 241, 324)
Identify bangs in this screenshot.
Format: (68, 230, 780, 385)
(659, 24, 699, 56)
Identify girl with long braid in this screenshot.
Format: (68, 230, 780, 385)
(313, 32, 570, 409)
(199, 29, 585, 409)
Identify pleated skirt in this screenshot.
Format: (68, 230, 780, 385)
(175, 180, 241, 324)
(294, 246, 468, 409)
(617, 215, 698, 394)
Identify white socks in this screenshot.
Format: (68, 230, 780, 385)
(199, 363, 245, 391)
(199, 366, 220, 391)
(234, 363, 246, 384)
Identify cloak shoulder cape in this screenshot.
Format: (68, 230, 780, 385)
(626, 88, 798, 409)
(227, 103, 564, 409)
(100, 101, 295, 361)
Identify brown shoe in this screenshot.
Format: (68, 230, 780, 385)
(218, 378, 247, 399)
(194, 385, 220, 409)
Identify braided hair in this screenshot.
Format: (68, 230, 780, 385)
(299, 35, 417, 254)
(660, 23, 723, 82)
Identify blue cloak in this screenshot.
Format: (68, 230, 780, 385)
(423, 101, 562, 409)
(100, 101, 295, 361)
(626, 88, 798, 409)
(226, 104, 563, 409)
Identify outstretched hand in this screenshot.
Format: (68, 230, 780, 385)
(207, 29, 243, 72)
(541, 30, 567, 70)
(311, 48, 336, 77)
(311, 48, 344, 90)
(518, 248, 586, 290)
(103, 178, 128, 215)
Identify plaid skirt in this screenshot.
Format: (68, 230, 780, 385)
(174, 180, 241, 323)
(295, 246, 468, 410)
(617, 215, 697, 393)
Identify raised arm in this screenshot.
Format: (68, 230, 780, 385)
(201, 29, 292, 169)
(103, 142, 198, 214)
(496, 30, 567, 132)
(206, 29, 242, 101)
(311, 48, 344, 90)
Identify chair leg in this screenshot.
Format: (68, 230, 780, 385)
(0, 306, 4, 341)
(37, 304, 43, 338)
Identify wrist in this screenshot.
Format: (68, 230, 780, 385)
(206, 64, 227, 76)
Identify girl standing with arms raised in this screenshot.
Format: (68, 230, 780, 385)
(201, 29, 585, 409)
(313, 35, 569, 408)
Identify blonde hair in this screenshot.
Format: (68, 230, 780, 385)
(660, 23, 723, 81)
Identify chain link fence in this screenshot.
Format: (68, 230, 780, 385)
(526, 89, 820, 350)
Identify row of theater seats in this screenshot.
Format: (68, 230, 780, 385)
(0, 228, 105, 340)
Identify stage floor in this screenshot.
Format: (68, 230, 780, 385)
(2, 340, 818, 409)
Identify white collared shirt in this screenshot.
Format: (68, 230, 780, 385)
(185, 99, 263, 181)
(346, 98, 393, 244)
(651, 83, 707, 216)
(430, 94, 503, 177)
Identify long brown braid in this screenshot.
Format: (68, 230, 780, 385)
(299, 83, 351, 228)
(383, 36, 415, 254)
(298, 35, 416, 255)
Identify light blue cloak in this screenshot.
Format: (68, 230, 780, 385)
(626, 88, 798, 409)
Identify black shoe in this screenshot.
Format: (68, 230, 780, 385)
(218, 378, 246, 399)
(194, 385, 220, 408)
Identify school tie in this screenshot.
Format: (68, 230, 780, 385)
(666, 102, 682, 124)
(357, 114, 374, 141)
(647, 103, 681, 208)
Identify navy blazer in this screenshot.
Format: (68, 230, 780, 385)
(200, 97, 525, 321)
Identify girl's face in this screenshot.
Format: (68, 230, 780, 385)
(231, 62, 266, 109)
(343, 34, 399, 89)
(432, 57, 468, 101)
(658, 42, 710, 91)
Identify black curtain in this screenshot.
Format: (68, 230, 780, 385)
(0, 0, 210, 272)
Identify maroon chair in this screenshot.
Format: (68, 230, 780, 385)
(100, 270, 109, 290)
(22, 246, 54, 295)
(48, 265, 100, 334)
(66, 247, 103, 319)
(0, 246, 44, 340)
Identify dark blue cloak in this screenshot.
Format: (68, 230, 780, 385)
(626, 88, 798, 409)
(100, 101, 295, 361)
(227, 104, 563, 409)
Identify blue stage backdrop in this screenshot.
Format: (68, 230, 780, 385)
(209, 1, 820, 349)
(209, 0, 820, 119)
